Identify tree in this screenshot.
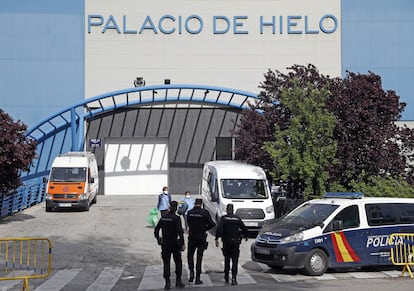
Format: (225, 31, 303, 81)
(330, 172, 414, 198)
(327, 72, 411, 188)
(0, 109, 37, 194)
(263, 79, 337, 199)
(234, 64, 414, 199)
(233, 99, 280, 176)
(233, 64, 337, 181)
(233, 64, 338, 188)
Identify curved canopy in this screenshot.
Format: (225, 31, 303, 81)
(23, 84, 259, 181)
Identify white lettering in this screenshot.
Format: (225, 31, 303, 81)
(366, 235, 390, 248)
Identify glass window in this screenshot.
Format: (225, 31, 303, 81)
(282, 203, 339, 229)
(399, 204, 414, 224)
(366, 203, 398, 226)
(50, 167, 86, 182)
(324, 205, 360, 232)
(221, 179, 268, 199)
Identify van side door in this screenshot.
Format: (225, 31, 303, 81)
(324, 205, 363, 267)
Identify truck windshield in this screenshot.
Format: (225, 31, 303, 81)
(221, 179, 268, 199)
(282, 203, 339, 228)
(50, 167, 87, 182)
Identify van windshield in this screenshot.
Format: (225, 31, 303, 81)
(221, 179, 268, 199)
(50, 167, 86, 182)
(282, 203, 339, 228)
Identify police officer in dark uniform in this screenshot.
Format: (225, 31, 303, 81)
(186, 198, 215, 284)
(154, 201, 186, 290)
(215, 203, 248, 285)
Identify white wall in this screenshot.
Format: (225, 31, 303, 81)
(85, 0, 341, 98)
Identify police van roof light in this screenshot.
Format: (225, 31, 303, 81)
(323, 192, 364, 199)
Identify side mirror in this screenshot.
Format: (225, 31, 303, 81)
(211, 191, 218, 202)
(43, 177, 48, 183)
(89, 177, 95, 183)
(332, 220, 344, 231)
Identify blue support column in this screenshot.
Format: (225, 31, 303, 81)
(70, 108, 77, 151)
(77, 113, 85, 151)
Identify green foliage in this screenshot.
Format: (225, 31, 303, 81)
(263, 79, 337, 199)
(330, 174, 414, 198)
(234, 64, 414, 198)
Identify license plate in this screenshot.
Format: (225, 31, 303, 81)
(59, 203, 72, 207)
(256, 248, 270, 255)
(244, 221, 258, 227)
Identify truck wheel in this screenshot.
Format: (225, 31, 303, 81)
(303, 249, 328, 276)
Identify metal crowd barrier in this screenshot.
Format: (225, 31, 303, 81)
(389, 233, 414, 278)
(0, 238, 52, 290)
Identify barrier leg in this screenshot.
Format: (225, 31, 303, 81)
(22, 278, 29, 291)
(405, 264, 413, 278)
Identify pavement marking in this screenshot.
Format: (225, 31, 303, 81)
(315, 273, 336, 280)
(184, 266, 214, 288)
(34, 268, 82, 291)
(137, 265, 165, 290)
(381, 270, 405, 277)
(270, 273, 307, 282)
(350, 271, 387, 279)
(238, 264, 257, 284)
(86, 267, 124, 291)
(257, 262, 271, 272)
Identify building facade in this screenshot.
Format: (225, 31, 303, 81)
(1, 0, 413, 195)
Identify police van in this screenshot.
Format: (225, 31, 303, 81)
(251, 192, 414, 275)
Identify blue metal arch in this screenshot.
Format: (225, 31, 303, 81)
(23, 84, 259, 181)
(27, 84, 259, 148)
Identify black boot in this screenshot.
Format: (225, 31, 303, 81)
(195, 274, 203, 285)
(231, 278, 238, 285)
(176, 278, 185, 289)
(188, 270, 194, 282)
(164, 278, 171, 290)
(224, 274, 229, 283)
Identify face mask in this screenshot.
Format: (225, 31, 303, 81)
(185, 194, 190, 198)
(163, 191, 168, 194)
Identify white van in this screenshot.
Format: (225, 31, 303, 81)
(251, 192, 414, 275)
(45, 152, 99, 212)
(201, 161, 275, 230)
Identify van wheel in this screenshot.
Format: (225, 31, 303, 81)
(84, 202, 90, 211)
(303, 249, 328, 276)
(92, 194, 97, 204)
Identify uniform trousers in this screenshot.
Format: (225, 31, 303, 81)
(222, 238, 240, 279)
(161, 244, 182, 280)
(187, 235, 206, 275)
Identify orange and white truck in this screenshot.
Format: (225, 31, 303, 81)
(45, 152, 99, 212)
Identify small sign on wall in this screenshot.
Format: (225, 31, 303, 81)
(89, 138, 102, 148)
